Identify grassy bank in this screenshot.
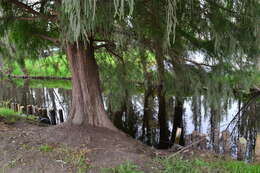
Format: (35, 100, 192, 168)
(0, 107, 36, 124)
(105, 157, 260, 173)
(9, 55, 70, 77)
(0, 108, 259, 173)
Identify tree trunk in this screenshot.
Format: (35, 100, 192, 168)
(140, 51, 153, 145)
(210, 107, 220, 153)
(171, 97, 185, 146)
(155, 48, 170, 149)
(142, 84, 153, 145)
(66, 40, 115, 130)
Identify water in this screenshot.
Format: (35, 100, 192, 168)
(0, 78, 259, 161)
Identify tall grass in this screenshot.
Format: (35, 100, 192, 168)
(0, 107, 36, 124)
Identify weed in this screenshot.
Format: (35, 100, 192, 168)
(55, 146, 91, 173)
(39, 144, 53, 152)
(102, 162, 144, 173)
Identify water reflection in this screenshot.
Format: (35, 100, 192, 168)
(0, 79, 259, 162)
(0, 79, 72, 123)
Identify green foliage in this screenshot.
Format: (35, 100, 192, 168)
(102, 162, 144, 173)
(157, 157, 260, 173)
(28, 80, 72, 90)
(0, 107, 22, 124)
(0, 107, 36, 124)
(61, 0, 134, 43)
(0, 107, 19, 117)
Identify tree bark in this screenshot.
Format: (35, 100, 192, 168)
(171, 97, 185, 146)
(155, 48, 170, 149)
(66, 40, 115, 130)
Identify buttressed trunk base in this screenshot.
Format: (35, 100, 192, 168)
(66, 41, 115, 130)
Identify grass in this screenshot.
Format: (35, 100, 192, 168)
(8, 55, 71, 78)
(5, 78, 72, 90)
(102, 162, 144, 173)
(39, 144, 54, 152)
(52, 145, 91, 173)
(0, 108, 21, 124)
(100, 156, 260, 173)
(155, 156, 260, 173)
(0, 107, 36, 124)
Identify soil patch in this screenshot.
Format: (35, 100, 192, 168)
(0, 120, 157, 173)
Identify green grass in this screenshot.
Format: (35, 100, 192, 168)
(39, 144, 54, 152)
(102, 162, 144, 173)
(0, 108, 21, 124)
(100, 157, 260, 173)
(9, 55, 71, 77)
(156, 157, 260, 173)
(0, 107, 36, 124)
(6, 78, 72, 90)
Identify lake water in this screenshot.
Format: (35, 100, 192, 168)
(0, 78, 258, 162)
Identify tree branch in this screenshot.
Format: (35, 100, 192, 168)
(9, 0, 57, 21)
(34, 34, 60, 45)
(0, 16, 41, 21)
(184, 58, 215, 68)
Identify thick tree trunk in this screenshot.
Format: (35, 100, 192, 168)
(155, 48, 170, 149)
(66, 40, 115, 130)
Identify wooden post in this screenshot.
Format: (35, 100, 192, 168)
(238, 137, 247, 160)
(20, 106, 25, 114)
(11, 103, 15, 111)
(49, 109, 57, 125)
(58, 109, 64, 123)
(27, 105, 33, 115)
(175, 128, 182, 144)
(184, 134, 192, 146)
(199, 135, 207, 150)
(16, 104, 20, 112)
(32, 106, 36, 115)
(192, 131, 200, 148)
(7, 102, 11, 109)
(42, 108, 48, 119)
(255, 135, 260, 161)
(39, 108, 43, 117)
(220, 130, 230, 153)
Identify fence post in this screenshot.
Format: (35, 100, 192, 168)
(58, 109, 64, 123)
(49, 109, 57, 125)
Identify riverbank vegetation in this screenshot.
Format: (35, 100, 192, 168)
(0, 107, 36, 124)
(0, 0, 259, 172)
(3, 55, 70, 77)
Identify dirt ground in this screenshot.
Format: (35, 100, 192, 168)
(0, 120, 158, 173)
